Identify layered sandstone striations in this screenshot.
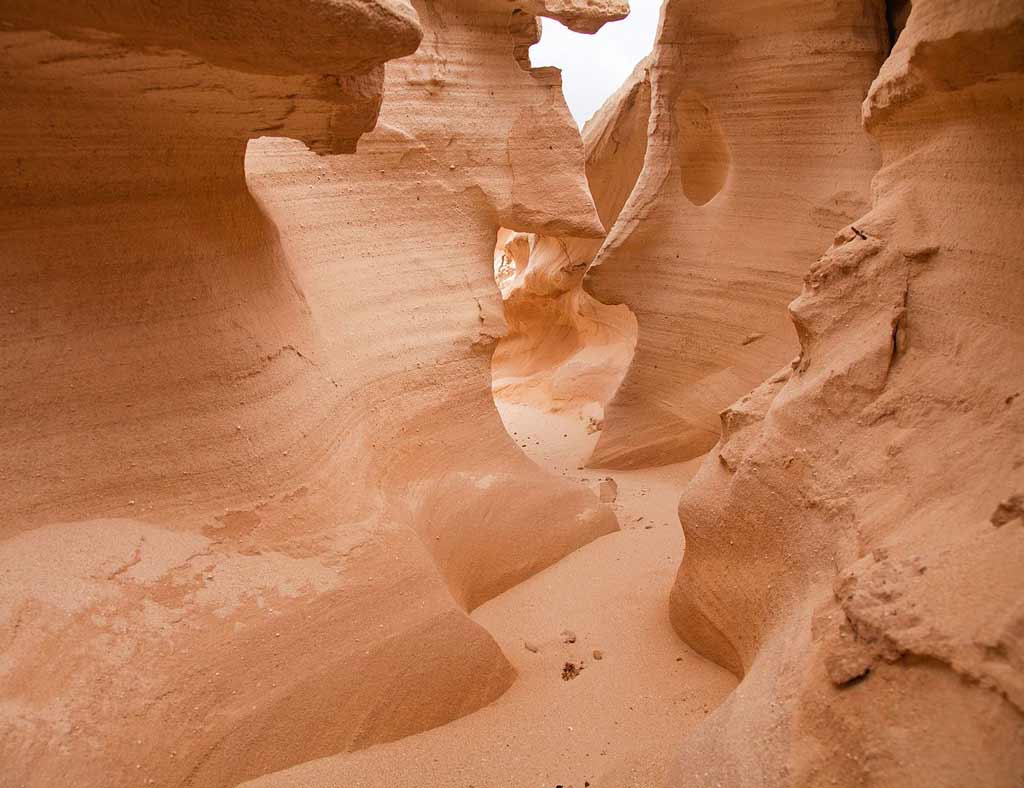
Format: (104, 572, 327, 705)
(669, 0, 1024, 785)
(0, 2, 623, 786)
(585, 0, 888, 468)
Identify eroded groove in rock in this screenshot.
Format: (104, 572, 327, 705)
(0, 1, 625, 785)
(674, 91, 730, 206)
(585, 0, 887, 469)
(668, 0, 1024, 784)
(887, 0, 914, 46)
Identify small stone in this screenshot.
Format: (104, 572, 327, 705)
(561, 629, 576, 644)
(524, 640, 539, 653)
(991, 494, 1024, 526)
(597, 477, 618, 503)
(741, 332, 764, 345)
(592, 649, 604, 660)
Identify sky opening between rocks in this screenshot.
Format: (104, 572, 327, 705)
(530, 0, 661, 128)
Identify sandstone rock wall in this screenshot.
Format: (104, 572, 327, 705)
(0, 2, 622, 785)
(586, 0, 888, 468)
(491, 229, 637, 418)
(668, 0, 1024, 784)
(489, 60, 651, 431)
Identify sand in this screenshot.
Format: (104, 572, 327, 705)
(245, 407, 736, 788)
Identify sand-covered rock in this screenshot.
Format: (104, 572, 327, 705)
(668, 0, 1024, 784)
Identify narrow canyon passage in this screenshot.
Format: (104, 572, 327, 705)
(3, 1, 1023, 787)
(245, 419, 736, 788)
(491, 228, 638, 450)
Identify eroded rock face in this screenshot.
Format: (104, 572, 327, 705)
(668, 0, 1024, 784)
(490, 61, 650, 437)
(585, 0, 887, 469)
(491, 229, 637, 422)
(0, 2, 621, 785)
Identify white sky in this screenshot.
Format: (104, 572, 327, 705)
(529, 0, 662, 128)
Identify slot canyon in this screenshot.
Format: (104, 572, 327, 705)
(0, 1, 1021, 787)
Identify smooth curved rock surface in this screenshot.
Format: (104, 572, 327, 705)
(490, 60, 650, 436)
(491, 229, 637, 423)
(586, 0, 886, 469)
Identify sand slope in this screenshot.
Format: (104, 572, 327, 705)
(243, 424, 735, 788)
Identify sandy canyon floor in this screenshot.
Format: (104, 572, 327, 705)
(246, 407, 735, 788)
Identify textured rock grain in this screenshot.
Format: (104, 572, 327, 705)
(668, 1, 1024, 785)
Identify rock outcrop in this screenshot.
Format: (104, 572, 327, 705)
(668, 0, 1024, 784)
(490, 228, 637, 423)
(585, 0, 887, 468)
(0, 2, 622, 786)
(502, 0, 629, 33)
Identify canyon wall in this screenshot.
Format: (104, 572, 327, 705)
(585, 0, 888, 468)
(668, 0, 1024, 784)
(3, 0, 1021, 786)
(0, 2, 622, 786)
